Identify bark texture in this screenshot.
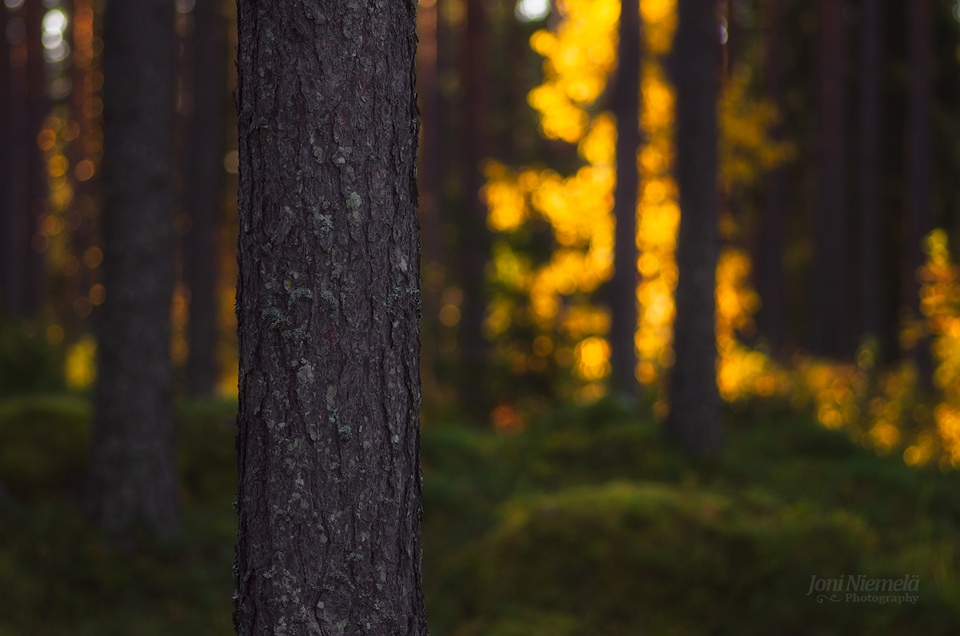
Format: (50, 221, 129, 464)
(606, 0, 642, 396)
(667, 0, 721, 455)
(184, 0, 228, 396)
(233, 2, 427, 635)
(87, 0, 179, 538)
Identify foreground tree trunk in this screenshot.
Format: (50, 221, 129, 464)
(667, 0, 721, 455)
(86, 0, 179, 538)
(233, 2, 427, 634)
(606, 0, 642, 397)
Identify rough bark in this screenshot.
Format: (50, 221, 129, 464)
(606, 0, 642, 396)
(184, 0, 227, 397)
(812, 0, 848, 358)
(858, 0, 883, 343)
(233, 2, 427, 635)
(905, 0, 932, 387)
(758, 0, 785, 355)
(667, 0, 721, 455)
(86, 0, 179, 539)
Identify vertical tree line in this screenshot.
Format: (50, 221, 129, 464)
(667, 0, 721, 454)
(182, 0, 227, 398)
(606, 0, 642, 398)
(86, 0, 179, 538)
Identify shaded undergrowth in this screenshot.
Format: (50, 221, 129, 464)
(1, 394, 958, 634)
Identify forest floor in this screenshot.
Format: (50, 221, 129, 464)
(0, 394, 958, 635)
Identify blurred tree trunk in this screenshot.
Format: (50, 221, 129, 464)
(758, 0, 785, 355)
(0, 4, 9, 316)
(86, 0, 179, 539)
(606, 0, 641, 397)
(459, 0, 492, 417)
(858, 0, 883, 346)
(812, 0, 848, 358)
(905, 0, 932, 387)
(3, 1, 43, 318)
(24, 0, 47, 316)
(667, 0, 721, 455)
(233, 2, 427, 634)
(417, 0, 444, 412)
(183, 0, 226, 397)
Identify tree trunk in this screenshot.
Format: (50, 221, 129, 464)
(606, 0, 642, 397)
(758, 0, 785, 355)
(667, 0, 721, 455)
(858, 0, 883, 344)
(3, 1, 36, 318)
(24, 0, 47, 315)
(183, 0, 227, 397)
(0, 3, 9, 316)
(905, 0, 932, 387)
(458, 0, 492, 417)
(86, 0, 179, 539)
(812, 0, 848, 358)
(233, 2, 427, 635)
(417, 0, 444, 414)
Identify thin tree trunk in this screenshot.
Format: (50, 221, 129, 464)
(859, 0, 883, 344)
(417, 0, 443, 276)
(233, 2, 427, 634)
(4, 2, 33, 317)
(417, 0, 444, 412)
(86, 0, 179, 539)
(458, 0, 492, 417)
(0, 3, 9, 316)
(183, 0, 227, 397)
(667, 0, 721, 455)
(812, 0, 848, 358)
(905, 0, 932, 387)
(758, 0, 785, 355)
(607, 0, 642, 397)
(24, 0, 47, 315)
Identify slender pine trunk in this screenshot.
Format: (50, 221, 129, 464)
(86, 0, 179, 539)
(607, 0, 642, 397)
(667, 0, 721, 455)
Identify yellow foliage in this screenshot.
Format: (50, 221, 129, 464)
(528, 0, 619, 142)
(483, 0, 796, 408)
(718, 74, 794, 193)
(65, 335, 97, 390)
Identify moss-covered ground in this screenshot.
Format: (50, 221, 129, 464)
(0, 395, 958, 634)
